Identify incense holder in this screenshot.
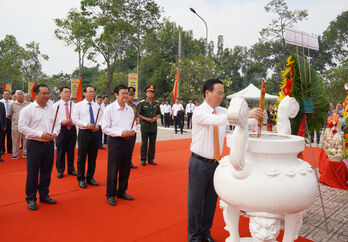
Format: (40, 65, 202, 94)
(214, 97, 317, 242)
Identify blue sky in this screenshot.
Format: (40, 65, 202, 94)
(0, 0, 347, 75)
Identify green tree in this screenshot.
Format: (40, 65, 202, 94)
(55, 9, 96, 78)
(21, 41, 49, 90)
(0, 35, 23, 89)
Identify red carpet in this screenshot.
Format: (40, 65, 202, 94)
(0, 139, 311, 241)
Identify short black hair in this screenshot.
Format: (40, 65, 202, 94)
(97, 95, 103, 99)
(128, 87, 136, 92)
(34, 84, 50, 94)
(59, 86, 70, 93)
(103, 95, 109, 99)
(83, 85, 95, 92)
(114, 84, 128, 95)
(202, 79, 223, 98)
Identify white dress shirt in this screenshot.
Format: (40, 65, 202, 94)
(164, 104, 171, 113)
(160, 104, 165, 115)
(1, 98, 13, 118)
(53, 100, 75, 126)
(18, 101, 61, 141)
(186, 103, 196, 114)
(102, 101, 136, 137)
(172, 103, 184, 116)
(190, 101, 229, 159)
(72, 99, 102, 129)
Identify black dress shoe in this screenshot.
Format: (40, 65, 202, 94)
(28, 201, 38, 210)
(117, 193, 134, 200)
(40, 197, 57, 204)
(107, 197, 116, 206)
(86, 178, 99, 186)
(68, 170, 77, 176)
(148, 160, 157, 165)
(131, 163, 137, 169)
(79, 180, 87, 188)
(141, 161, 146, 166)
(57, 172, 63, 178)
(0, 158, 4, 162)
(200, 235, 216, 242)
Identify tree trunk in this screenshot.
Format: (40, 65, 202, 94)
(106, 63, 113, 97)
(137, 44, 141, 98)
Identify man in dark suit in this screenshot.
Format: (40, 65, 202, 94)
(0, 102, 6, 161)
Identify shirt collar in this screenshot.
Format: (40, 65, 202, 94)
(33, 100, 48, 109)
(113, 100, 130, 111)
(202, 101, 214, 112)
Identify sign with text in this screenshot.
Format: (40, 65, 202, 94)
(70, 78, 80, 101)
(28, 82, 34, 94)
(285, 28, 319, 50)
(128, 73, 138, 102)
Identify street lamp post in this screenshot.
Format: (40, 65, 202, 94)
(190, 8, 208, 81)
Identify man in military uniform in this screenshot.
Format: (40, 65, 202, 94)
(127, 87, 138, 169)
(138, 85, 161, 166)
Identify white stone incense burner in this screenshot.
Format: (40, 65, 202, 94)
(214, 97, 317, 242)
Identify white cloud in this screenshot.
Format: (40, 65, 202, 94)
(0, 0, 347, 76)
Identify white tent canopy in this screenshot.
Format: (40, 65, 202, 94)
(226, 83, 279, 101)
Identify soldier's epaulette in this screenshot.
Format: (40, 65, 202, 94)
(139, 99, 145, 103)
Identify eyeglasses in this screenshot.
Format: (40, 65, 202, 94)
(211, 91, 225, 97)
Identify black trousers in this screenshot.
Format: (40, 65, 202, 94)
(25, 140, 54, 203)
(187, 113, 193, 129)
(56, 126, 77, 173)
(98, 127, 103, 147)
(77, 129, 99, 181)
(103, 133, 108, 144)
(106, 136, 132, 197)
(187, 154, 218, 241)
(164, 113, 171, 127)
(0, 118, 12, 153)
(160, 114, 164, 126)
(174, 115, 183, 133)
(140, 130, 157, 162)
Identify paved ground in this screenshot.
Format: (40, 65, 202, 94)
(147, 123, 347, 242)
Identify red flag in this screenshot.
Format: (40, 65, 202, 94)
(76, 77, 83, 102)
(31, 81, 36, 100)
(172, 69, 179, 101)
(2, 84, 6, 91)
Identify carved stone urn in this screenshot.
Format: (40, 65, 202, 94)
(213, 97, 317, 242)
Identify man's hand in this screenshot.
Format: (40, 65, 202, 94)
(86, 123, 96, 130)
(248, 108, 264, 119)
(41, 132, 56, 141)
(121, 130, 136, 137)
(92, 125, 100, 132)
(61, 119, 72, 126)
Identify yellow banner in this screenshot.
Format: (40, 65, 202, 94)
(28, 82, 34, 93)
(71, 78, 80, 100)
(128, 73, 138, 101)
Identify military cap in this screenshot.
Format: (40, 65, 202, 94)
(128, 86, 136, 95)
(145, 85, 155, 92)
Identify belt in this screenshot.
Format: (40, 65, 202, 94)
(28, 139, 53, 145)
(191, 152, 218, 164)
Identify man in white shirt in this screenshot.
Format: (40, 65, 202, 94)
(8, 90, 29, 160)
(72, 85, 101, 189)
(163, 100, 171, 127)
(171, 98, 184, 134)
(0, 90, 13, 154)
(159, 100, 165, 126)
(188, 79, 263, 242)
(53, 86, 77, 179)
(96, 95, 105, 149)
(18, 84, 61, 210)
(185, 99, 195, 129)
(102, 84, 136, 206)
(101, 96, 109, 145)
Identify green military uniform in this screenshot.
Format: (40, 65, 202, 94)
(138, 86, 161, 165)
